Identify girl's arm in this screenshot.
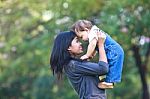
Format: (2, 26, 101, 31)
(80, 38, 97, 60)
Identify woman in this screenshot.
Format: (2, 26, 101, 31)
(50, 31, 109, 99)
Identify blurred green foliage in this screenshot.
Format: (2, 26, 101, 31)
(0, 0, 150, 99)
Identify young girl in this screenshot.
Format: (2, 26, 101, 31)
(71, 20, 124, 89)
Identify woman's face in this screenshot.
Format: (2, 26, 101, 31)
(68, 37, 83, 55)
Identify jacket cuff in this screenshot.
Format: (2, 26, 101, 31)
(98, 61, 109, 66)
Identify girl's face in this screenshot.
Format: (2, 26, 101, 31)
(76, 30, 89, 41)
(68, 37, 83, 55)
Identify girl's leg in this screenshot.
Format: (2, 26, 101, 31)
(98, 45, 124, 89)
(105, 45, 124, 83)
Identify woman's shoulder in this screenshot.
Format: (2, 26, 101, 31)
(68, 59, 82, 65)
(68, 59, 97, 66)
(70, 60, 108, 68)
(64, 59, 83, 72)
(67, 58, 85, 66)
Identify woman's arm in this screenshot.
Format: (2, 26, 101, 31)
(97, 31, 107, 63)
(98, 41, 107, 63)
(72, 60, 108, 76)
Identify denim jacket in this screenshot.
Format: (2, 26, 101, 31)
(64, 60, 109, 99)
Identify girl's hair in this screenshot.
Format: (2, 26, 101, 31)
(50, 31, 76, 80)
(70, 20, 93, 33)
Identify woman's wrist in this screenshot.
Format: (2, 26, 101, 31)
(98, 45, 107, 63)
(98, 44, 104, 48)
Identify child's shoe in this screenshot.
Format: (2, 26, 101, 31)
(98, 82, 114, 89)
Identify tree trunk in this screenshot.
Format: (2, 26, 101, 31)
(132, 45, 149, 99)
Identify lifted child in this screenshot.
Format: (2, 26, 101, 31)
(71, 20, 124, 89)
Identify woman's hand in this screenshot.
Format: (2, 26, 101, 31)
(97, 31, 106, 47)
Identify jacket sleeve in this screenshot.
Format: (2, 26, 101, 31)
(73, 60, 109, 76)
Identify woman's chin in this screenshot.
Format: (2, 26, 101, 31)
(80, 50, 83, 53)
(80, 47, 83, 52)
(77, 51, 83, 55)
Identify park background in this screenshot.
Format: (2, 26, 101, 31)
(0, 0, 150, 99)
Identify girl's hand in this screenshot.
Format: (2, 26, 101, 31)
(80, 54, 89, 60)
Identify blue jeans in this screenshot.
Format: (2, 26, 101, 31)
(96, 34, 124, 83)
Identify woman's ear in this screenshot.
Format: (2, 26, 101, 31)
(75, 29, 78, 33)
(68, 46, 71, 51)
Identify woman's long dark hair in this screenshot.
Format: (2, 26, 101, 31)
(50, 31, 76, 80)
